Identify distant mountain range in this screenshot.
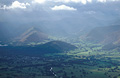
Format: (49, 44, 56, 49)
(1, 24, 120, 48)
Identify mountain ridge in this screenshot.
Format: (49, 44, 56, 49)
(85, 25, 120, 45)
(17, 27, 48, 43)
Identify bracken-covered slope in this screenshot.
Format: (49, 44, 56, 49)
(86, 25, 120, 45)
(18, 27, 48, 43)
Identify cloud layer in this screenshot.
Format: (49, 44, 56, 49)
(0, 0, 120, 10)
(51, 5, 77, 10)
(54, 0, 92, 4)
(32, 0, 46, 4)
(31, 0, 120, 4)
(0, 1, 30, 9)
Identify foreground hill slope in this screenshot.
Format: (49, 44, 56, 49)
(0, 41, 77, 56)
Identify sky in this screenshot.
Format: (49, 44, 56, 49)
(0, 0, 120, 38)
(0, 0, 120, 10)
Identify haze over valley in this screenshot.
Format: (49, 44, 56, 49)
(0, 0, 120, 78)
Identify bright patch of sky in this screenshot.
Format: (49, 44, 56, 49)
(31, 0, 120, 4)
(32, 0, 46, 4)
(97, 0, 106, 2)
(51, 5, 77, 10)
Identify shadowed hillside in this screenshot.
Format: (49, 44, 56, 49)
(0, 41, 77, 56)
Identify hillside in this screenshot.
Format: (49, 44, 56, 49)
(86, 25, 120, 45)
(0, 41, 77, 56)
(42, 41, 77, 52)
(0, 26, 12, 43)
(18, 27, 48, 43)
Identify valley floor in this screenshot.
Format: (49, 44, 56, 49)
(0, 41, 120, 78)
(0, 51, 120, 78)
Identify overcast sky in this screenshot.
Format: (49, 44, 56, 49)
(0, 0, 120, 36)
(0, 0, 120, 25)
(0, 0, 120, 10)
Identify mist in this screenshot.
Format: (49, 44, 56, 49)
(0, 0, 120, 41)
